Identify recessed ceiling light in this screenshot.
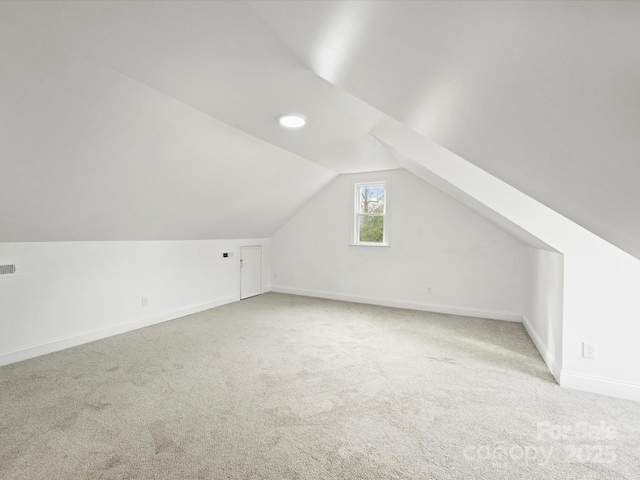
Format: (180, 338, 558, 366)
(278, 114, 306, 128)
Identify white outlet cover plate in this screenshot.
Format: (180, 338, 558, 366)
(583, 342, 597, 359)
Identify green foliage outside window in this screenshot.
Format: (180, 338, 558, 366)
(359, 215, 384, 242)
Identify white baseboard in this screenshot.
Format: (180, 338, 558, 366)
(560, 371, 640, 403)
(271, 286, 523, 322)
(522, 314, 561, 383)
(0, 295, 237, 367)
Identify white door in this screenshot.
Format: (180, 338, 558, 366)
(240, 245, 262, 299)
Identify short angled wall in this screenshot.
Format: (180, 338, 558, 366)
(522, 315, 562, 383)
(522, 248, 564, 383)
(0, 239, 270, 366)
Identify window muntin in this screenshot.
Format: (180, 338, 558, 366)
(354, 182, 387, 245)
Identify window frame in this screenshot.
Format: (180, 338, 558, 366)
(352, 180, 389, 247)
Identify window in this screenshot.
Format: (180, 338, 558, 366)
(354, 181, 387, 246)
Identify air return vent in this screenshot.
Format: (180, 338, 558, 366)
(0, 264, 17, 277)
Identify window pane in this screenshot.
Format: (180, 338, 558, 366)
(359, 186, 385, 214)
(358, 215, 384, 243)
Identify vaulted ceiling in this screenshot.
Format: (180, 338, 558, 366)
(1, 1, 638, 258)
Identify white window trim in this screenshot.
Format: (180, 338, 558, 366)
(351, 180, 389, 247)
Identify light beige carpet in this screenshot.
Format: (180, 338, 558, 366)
(1, 292, 638, 479)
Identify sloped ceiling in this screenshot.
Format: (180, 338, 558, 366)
(0, 16, 336, 241)
(1, 1, 639, 257)
(249, 0, 640, 259)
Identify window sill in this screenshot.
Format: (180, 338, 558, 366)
(349, 243, 390, 249)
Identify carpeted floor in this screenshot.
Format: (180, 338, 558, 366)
(1, 292, 638, 479)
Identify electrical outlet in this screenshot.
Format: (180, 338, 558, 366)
(426, 286, 433, 295)
(141, 296, 148, 307)
(583, 342, 597, 359)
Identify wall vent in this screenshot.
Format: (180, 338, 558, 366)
(0, 264, 17, 277)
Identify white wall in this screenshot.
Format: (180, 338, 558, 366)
(522, 248, 564, 381)
(0, 238, 270, 366)
(272, 169, 526, 321)
(559, 238, 640, 400)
